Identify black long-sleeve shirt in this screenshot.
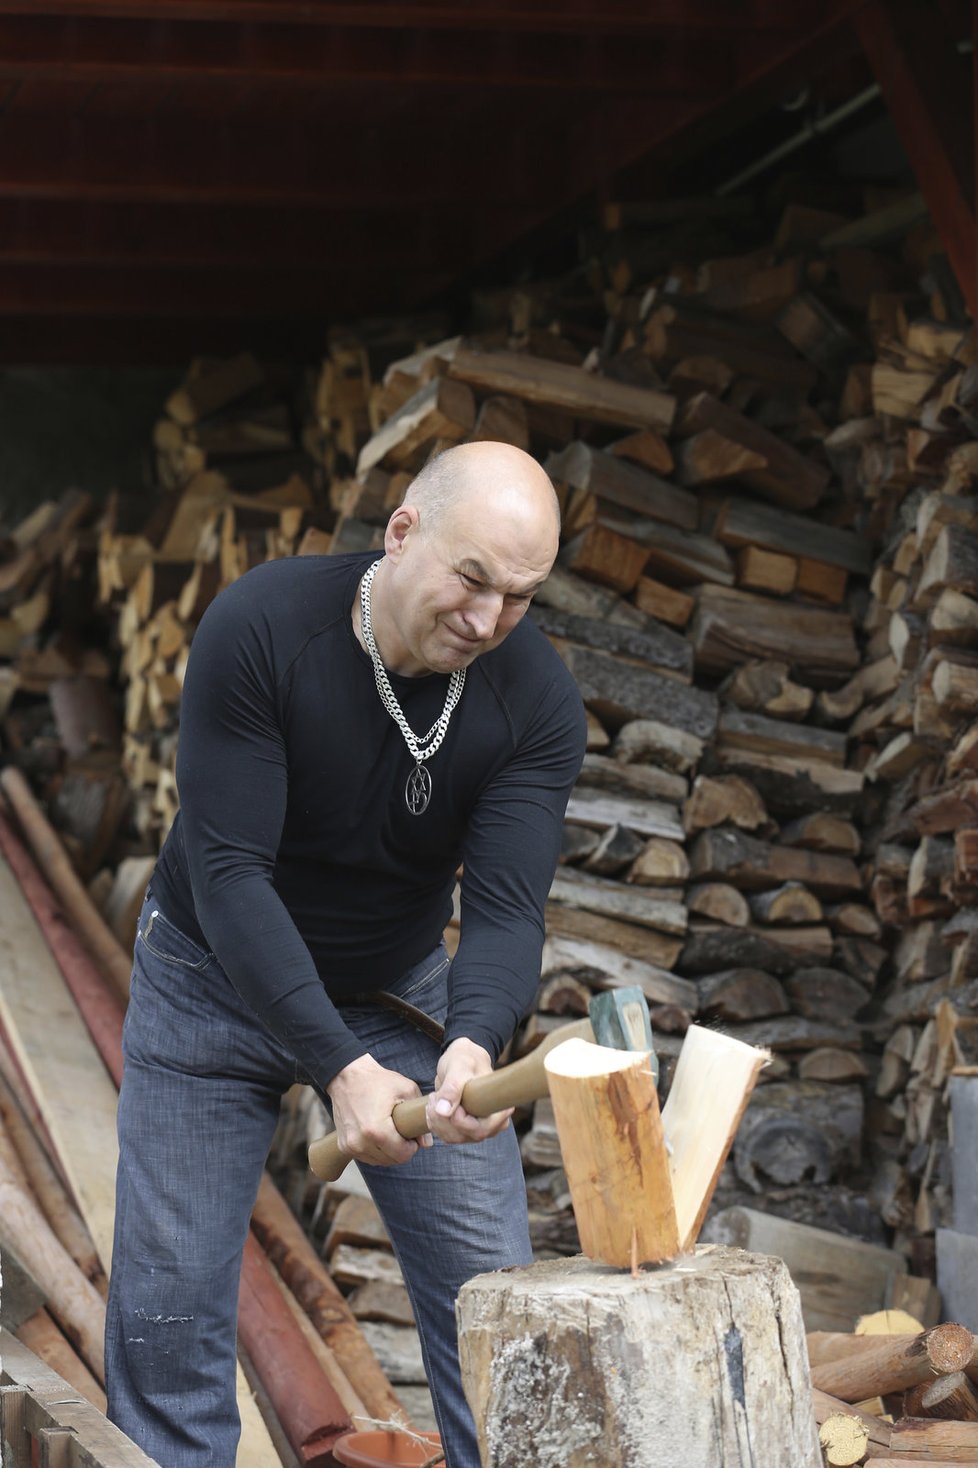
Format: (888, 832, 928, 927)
(152, 551, 587, 1090)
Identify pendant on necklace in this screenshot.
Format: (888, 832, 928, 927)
(405, 763, 432, 816)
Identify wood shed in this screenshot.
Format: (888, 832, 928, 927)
(1, 3, 977, 1466)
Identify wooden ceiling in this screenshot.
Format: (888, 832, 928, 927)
(0, 1, 969, 362)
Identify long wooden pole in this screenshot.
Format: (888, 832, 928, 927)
(0, 1145, 106, 1383)
(0, 766, 132, 1002)
(17, 1307, 108, 1413)
(0, 790, 385, 1458)
(251, 1172, 408, 1425)
(0, 810, 123, 1087)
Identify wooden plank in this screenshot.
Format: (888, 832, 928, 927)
(447, 344, 676, 433)
(702, 1208, 907, 1332)
(1, 1329, 158, 1467)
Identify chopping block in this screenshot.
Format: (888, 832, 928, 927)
(456, 1246, 821, 1468)
(456, 1026, 820, 1467)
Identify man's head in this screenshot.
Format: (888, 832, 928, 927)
(370, 440, 560, 677)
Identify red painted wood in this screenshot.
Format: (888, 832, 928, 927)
(0, 804, 359, 1460)
(856, 0, 976, 318)
(0, 811, 124, 1087)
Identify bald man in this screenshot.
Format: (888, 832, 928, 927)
(105, 442, 587, 1468)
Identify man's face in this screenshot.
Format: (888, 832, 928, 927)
(386, 502, 557, 677)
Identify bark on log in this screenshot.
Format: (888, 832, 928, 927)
(810, 1324, 974, 1402)
(457, 1247, 821, 1468)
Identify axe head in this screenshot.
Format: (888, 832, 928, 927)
(588, 985, 658, 1082)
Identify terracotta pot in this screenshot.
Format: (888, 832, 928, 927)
(332, 1429, 443, 1466)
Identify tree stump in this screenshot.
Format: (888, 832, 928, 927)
(456, 1245, 820, 1468)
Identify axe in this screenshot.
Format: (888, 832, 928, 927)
(307, 985, 655, 1182)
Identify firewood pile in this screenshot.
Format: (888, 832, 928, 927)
(0, 181, 976, 1454)
(810, 1310, 978, 1466)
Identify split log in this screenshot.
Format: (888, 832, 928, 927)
(715, 496, 872, 575)
(688, 828, 862, 897)
(578, 824, 642, 876)
(724, 659, 814, 720)
(447, 344, 676, 433)
(633, 575, 694, 627)
(675, 392, 830, 511)
(612, 718, 704, 772)
(539, 933, 698, 1010)
(626, 837, 689, 887)
(578, 753, 688, 805)
(457, 1248, 821, 1468)
(686, 882, 751, 927)
(547, 441, 698, 530)
(818, 1411, 869, 1467)
(683, 774, 768, 834)
(544, 903, 683, 970)
(734, 1081, 863, 1190)
(749, 883, 824, 925)
(640, 522, 736, 587)
(691, 585, 860, 679)
(696, 969, 789, 1023)
(559, 522, 650, 593)
(716, 707, 845, 769)
(530, 604, 692, 678)
(559, 644, 718, 738)
(356, 377, 475, 475)
(544, 1039, 678, 1266)
(548, 867, 686, 935)
(562, 787, 684, 841)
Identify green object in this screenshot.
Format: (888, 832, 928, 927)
(589, 985, 658, 1083)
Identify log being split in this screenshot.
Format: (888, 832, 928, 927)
(543, 1037, 677, 1267)
(457, 1246, 821, 1468)
(810, 1324, 975, 1402)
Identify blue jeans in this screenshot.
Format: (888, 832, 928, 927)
(105, 894, 532, 1468)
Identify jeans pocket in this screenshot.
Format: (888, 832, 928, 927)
(392, 943, 450, 1004)
(137, 905, 215, 971)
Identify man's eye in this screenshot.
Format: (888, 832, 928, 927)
(460, 574, 482, 590)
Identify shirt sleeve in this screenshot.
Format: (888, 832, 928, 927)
(443, 661, 587, 1061)
(174, 578, 369, 1089)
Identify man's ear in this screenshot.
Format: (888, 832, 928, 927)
(385, 503, 420, 558)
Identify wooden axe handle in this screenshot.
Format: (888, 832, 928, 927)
(307, 1016, 594, 1182)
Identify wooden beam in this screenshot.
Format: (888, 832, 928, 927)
(0, 198, 512, 269)
(0, 2, 853, 38)
(0, 14, 733, 92)
(0, 110, 608, 208)
(855, 0, 976, 317)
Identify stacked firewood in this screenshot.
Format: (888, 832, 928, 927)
(811, 1312, 978, 1466)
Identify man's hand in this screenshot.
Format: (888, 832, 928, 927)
(326, 1053, 431, 1168)
(425, 1037, 513, 1144)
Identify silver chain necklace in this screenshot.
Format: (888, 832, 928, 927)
(359, 559, 466, 815)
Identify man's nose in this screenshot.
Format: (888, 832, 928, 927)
(464, 590, 505, 639)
